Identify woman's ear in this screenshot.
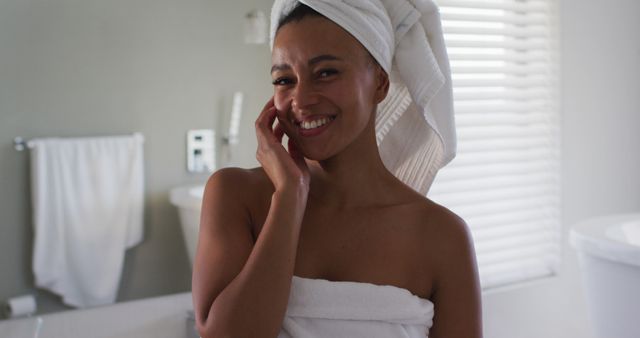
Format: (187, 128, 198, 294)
(373, 65, 390, 104)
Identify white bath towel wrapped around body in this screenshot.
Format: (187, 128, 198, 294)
(278, 276, 434, 337)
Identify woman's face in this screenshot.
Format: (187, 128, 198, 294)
(271, 15, 388, 161)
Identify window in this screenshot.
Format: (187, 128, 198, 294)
(429, 0, 561, 290)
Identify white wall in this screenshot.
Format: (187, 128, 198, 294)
(481, 0, 640, 337)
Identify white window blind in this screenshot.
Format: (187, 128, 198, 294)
(429, 0, 561, 290)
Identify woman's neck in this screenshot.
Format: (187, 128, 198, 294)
(305, 119, 399, 210)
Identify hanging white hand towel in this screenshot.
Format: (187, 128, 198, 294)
(29, 133, 145, 308)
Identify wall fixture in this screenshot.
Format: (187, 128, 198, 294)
(244, 10, 267, 44)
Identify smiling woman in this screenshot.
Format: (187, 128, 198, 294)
(191, 1, 482, 338)
(270, 15, 386, 160)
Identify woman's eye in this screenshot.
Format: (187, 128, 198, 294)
(272, 77, 293, 86)
(318, 69, 338, 78)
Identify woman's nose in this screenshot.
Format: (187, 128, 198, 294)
(291, 80, 319, 113)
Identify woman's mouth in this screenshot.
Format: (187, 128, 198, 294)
(294, 115, 336, 137)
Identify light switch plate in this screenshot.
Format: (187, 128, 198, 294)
(187, 129, 215, 173)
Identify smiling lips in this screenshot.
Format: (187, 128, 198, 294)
(293, 115, 337, 137)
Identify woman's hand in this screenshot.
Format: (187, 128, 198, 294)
(255, 97, 310, 194)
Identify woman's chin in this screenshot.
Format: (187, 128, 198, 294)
(301, 154, 328, 162)
(299, 148, 333, 162)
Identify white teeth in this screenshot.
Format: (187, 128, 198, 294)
(300, 116, 333, 130)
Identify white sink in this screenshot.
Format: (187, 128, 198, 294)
(169, 185, 206, 267)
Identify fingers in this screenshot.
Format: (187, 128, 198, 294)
(255, 106, 278, 145)
(255, 97, 276, 131)
(273, 122, 285, 144)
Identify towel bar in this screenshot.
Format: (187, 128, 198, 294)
(13, 137, 30, 151)
(13, 133, 144, 151)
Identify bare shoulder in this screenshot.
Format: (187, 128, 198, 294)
(376, 179, 472, 254)
(425, 204, 476, 270)
(415, 199, 475, 269)
(207, 166, 263, 186)
(205, 166, 273, 200)
(396, 189, 470, 242)
(204, 166, 274, 236)
(417, 202, 482, 337)
(382, 183, 471, 245)
(415, 200, 482, 337)
(389, 188, 472, 254)
(407, 197, 476, 273)
(421, 200, 472, 249)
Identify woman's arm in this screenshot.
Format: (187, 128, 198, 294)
(192, 170, 307, 338)
(192, 97, 310, 338)
(428, 208, 483, 338)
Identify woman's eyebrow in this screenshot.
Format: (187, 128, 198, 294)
(308, 54, 342, 65)
(271, 54, 343, 74)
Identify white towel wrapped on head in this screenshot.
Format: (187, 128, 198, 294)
(270, 0, 456, 195)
